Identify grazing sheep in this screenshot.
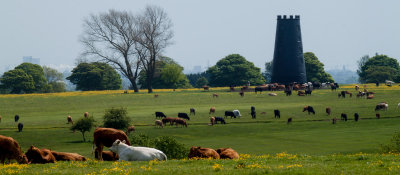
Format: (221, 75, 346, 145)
(155, 120, 163, 128)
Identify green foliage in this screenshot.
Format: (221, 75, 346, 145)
(70, 117, 95, 142)
(0, 69, 35, 94)
(67, 62, 122, 91)
(304, 52, 334, 83)
(207, 54, 266, 86)
(262, 61, 272, 83)
(103, 107, 131, 130)
(381, 131, 400, 153)
(186, 72, 209, 87)
(154, 136, 188, 159)
(139, 57, 192, 89)
(130, 133, 154, 147)
(15, 63, 47, 92)
(42, 66, 65, 93)
(357, 54, 400, 83)
(195, 77, 208, 88)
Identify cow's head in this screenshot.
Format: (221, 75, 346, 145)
(110, 139, 126, 153)
(302, 106, 308, 112)
(18, 154, 29, 164)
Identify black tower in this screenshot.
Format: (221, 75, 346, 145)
(271, 15, 306, 84)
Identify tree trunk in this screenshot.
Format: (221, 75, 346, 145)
(82, 132, 86, 142)
(128, 78, 139, 93)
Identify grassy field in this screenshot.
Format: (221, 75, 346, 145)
(1, 84, 400, 174)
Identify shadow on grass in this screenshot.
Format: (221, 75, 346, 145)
(66, 140, 92, 144)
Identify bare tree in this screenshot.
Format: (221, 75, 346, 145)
(80, 10, 141, 92)
(136, 5, 174, 93)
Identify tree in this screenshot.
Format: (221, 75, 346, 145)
(0, 69, 35, 94)
(103, 107, 131, 130)
(70, 117, 95, 142)
(206, 54, 266, 87)
(136, 5, 174, 93)
(357, 54, 400, 83)
(15, 63, 47, 92)
(262, 61, 273, 83)
(304, 52, 334, 83)
(357, 55, 370, 83)
(195, 77, 208, 88)
(80, 9, 141, 92)
(186, 72, 209, 87)
(67, 62, 122, 91)
(42, 66, 65, 93)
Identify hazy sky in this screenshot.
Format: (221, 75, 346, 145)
(1, 0, 399, 73)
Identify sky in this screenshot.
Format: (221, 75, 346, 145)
(1, 0, 399, 73)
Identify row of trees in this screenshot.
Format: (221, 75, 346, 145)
(357, 54, 400, 83)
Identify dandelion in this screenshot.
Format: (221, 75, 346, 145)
(212, 163, 223, 171)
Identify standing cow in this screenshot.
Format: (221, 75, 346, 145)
(178, 113, 190, 120)
(354, 113, 359, 122)
(155, 120, 164, 128)
(250, 106, 256, 119)
(14, 115, 19, 122)
(224, 111, 235, 118)
(92, 128, 130, 161)
(341, 113, 348, 121)
(67, 115, 73, 124)
(209, 107, 216, 115)
(326, 107, 331, 116)
(155, 112, 167, 118)
(274, 110, 281, 119)
(233, 110, 241, 118)
(303, 106, 315, 115)
(18, 123, 23, 132)
(190, 108, 196, 115)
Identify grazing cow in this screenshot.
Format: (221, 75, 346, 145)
(216, 148, 239, 159)
(251, 106, 256, 119)
(14, 115, 19, 122)
(67, 115, 73, 124)
(330, 84, 337, 91)
(162, 117, 176, 126)
(214, 117, 226, 124)
(175, 118, 188, 127)
(332, 117, 338, 124)
(18, 123, 23, 132)
(210, 117, 216, 125)
(305, 89, 312, 96)
(354, 113, 359, 122)
(190, 108, 196, 115)
(268, 93, 277, 96)
(338, 93, 342, 98)
(109, 140, 167, 161)
(213, 93, 219, 98)
(25, 146, 56, 164)
(255, 87, 263, 94)
(367, 94, 374, 99)
(155, 120, 163, 128)
(274, 110, 281, 119)
(284, 89, 292, 96)
(178, 113, 190, 120)
(233, 110, 241, 118)
(50, 151, 86, 161)
(326, 107, 331, 115)
(376, 113, 381, 119)
(93, 128, 130, 161)
(188, 146, 220, 159)
(126, 126, 135, 135)
(340, 91, 346, 98)
(302, 106, 315, 115)
(375, 103, 388, 111)
(287, 118, 292, 124)
(95, 151, 119, 161)
(154, 94, 159, 98)
(355, 85, 359, 91)
(224, 111, 235, 119)
(0, 135, 28, 164)
(155, 112, 167, 118)
(209, 107, 216, 115)
(239, 91, 244, 97)
(298, 91, 305, 96)
(341, 113, 347, 121)
(84, 112, 89, 118)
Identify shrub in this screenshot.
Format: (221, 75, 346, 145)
(130, 133, 154, 147)
(154, 136, 188, 159)
(70, 117, 95, 142)
(103, 107, 131, 130)
(381, 131, 400, 153)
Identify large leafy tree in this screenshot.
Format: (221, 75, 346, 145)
(357, 54, 400, 83)
(207, 54, 265, 87)
(15, 63, 47, 92)
(304, 52, 334, 83)
(67, 62, 122, 91)
(42, 66, 65, 93)
(0, 69, 35, 94)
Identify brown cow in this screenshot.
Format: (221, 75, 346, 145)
(84, 112, 89, 118)
(155, 120, 164, 128)
(95, 151, 119, 161)
(0, 135, 28, 164)
(162, 117, 177, 126)
(67, 115, 73, 124)
(93, 128, 130, 161)
(126, 126, 135, 135)
(216, 148, 239, 159)
(50, 151, 86, 161)
(202, 86, 209, 91)
(213, 93, 219, 98)
(239, 91, 244, 97)
(376, 113, 381, 119)
(154, 94, 159, 98)
(25, 146, 56, 164)
(326, 107, 331, 115)
(209, 107, 216, 114)
(210, 117, 215, 126)
(188, 146, 220, 159)
(175, 118, 187, 127)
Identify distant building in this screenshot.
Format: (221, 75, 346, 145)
(23, 56, 40, 65)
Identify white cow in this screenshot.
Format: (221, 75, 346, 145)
(109, 139, 167, 161)
(233, 110, 241, 118)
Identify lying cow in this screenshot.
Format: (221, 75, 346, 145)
(303, 106, 315, 115)
(109, 139, 167, 161)
(155, 112, 167, 118)
(0, 135, 28, 164)
(95, 151, 119, 161)
(216, 148, 239, 159)
(188, 146, 220, 159)
(25, 146, 56, 164)
(178, 113, 190, 120)
(50, 151, 86, 161)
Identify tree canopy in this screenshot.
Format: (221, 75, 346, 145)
(15, 63, 47, 92)
(0, 69, 35, 94)
(304, 52, 334, 83)
(262, 61, 272, 83)
(207, 54, 265, 87)
(42, 66, 65, 93)
(67, 62, 122, 91)
(357, 54, 400, 83)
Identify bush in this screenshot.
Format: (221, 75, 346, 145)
(70, 117, 95, 142)
(381, 131, 400, 153)
(130, 134, 188, 159)
(131, 133, 154, 147)
(103, 107, 131, 130)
